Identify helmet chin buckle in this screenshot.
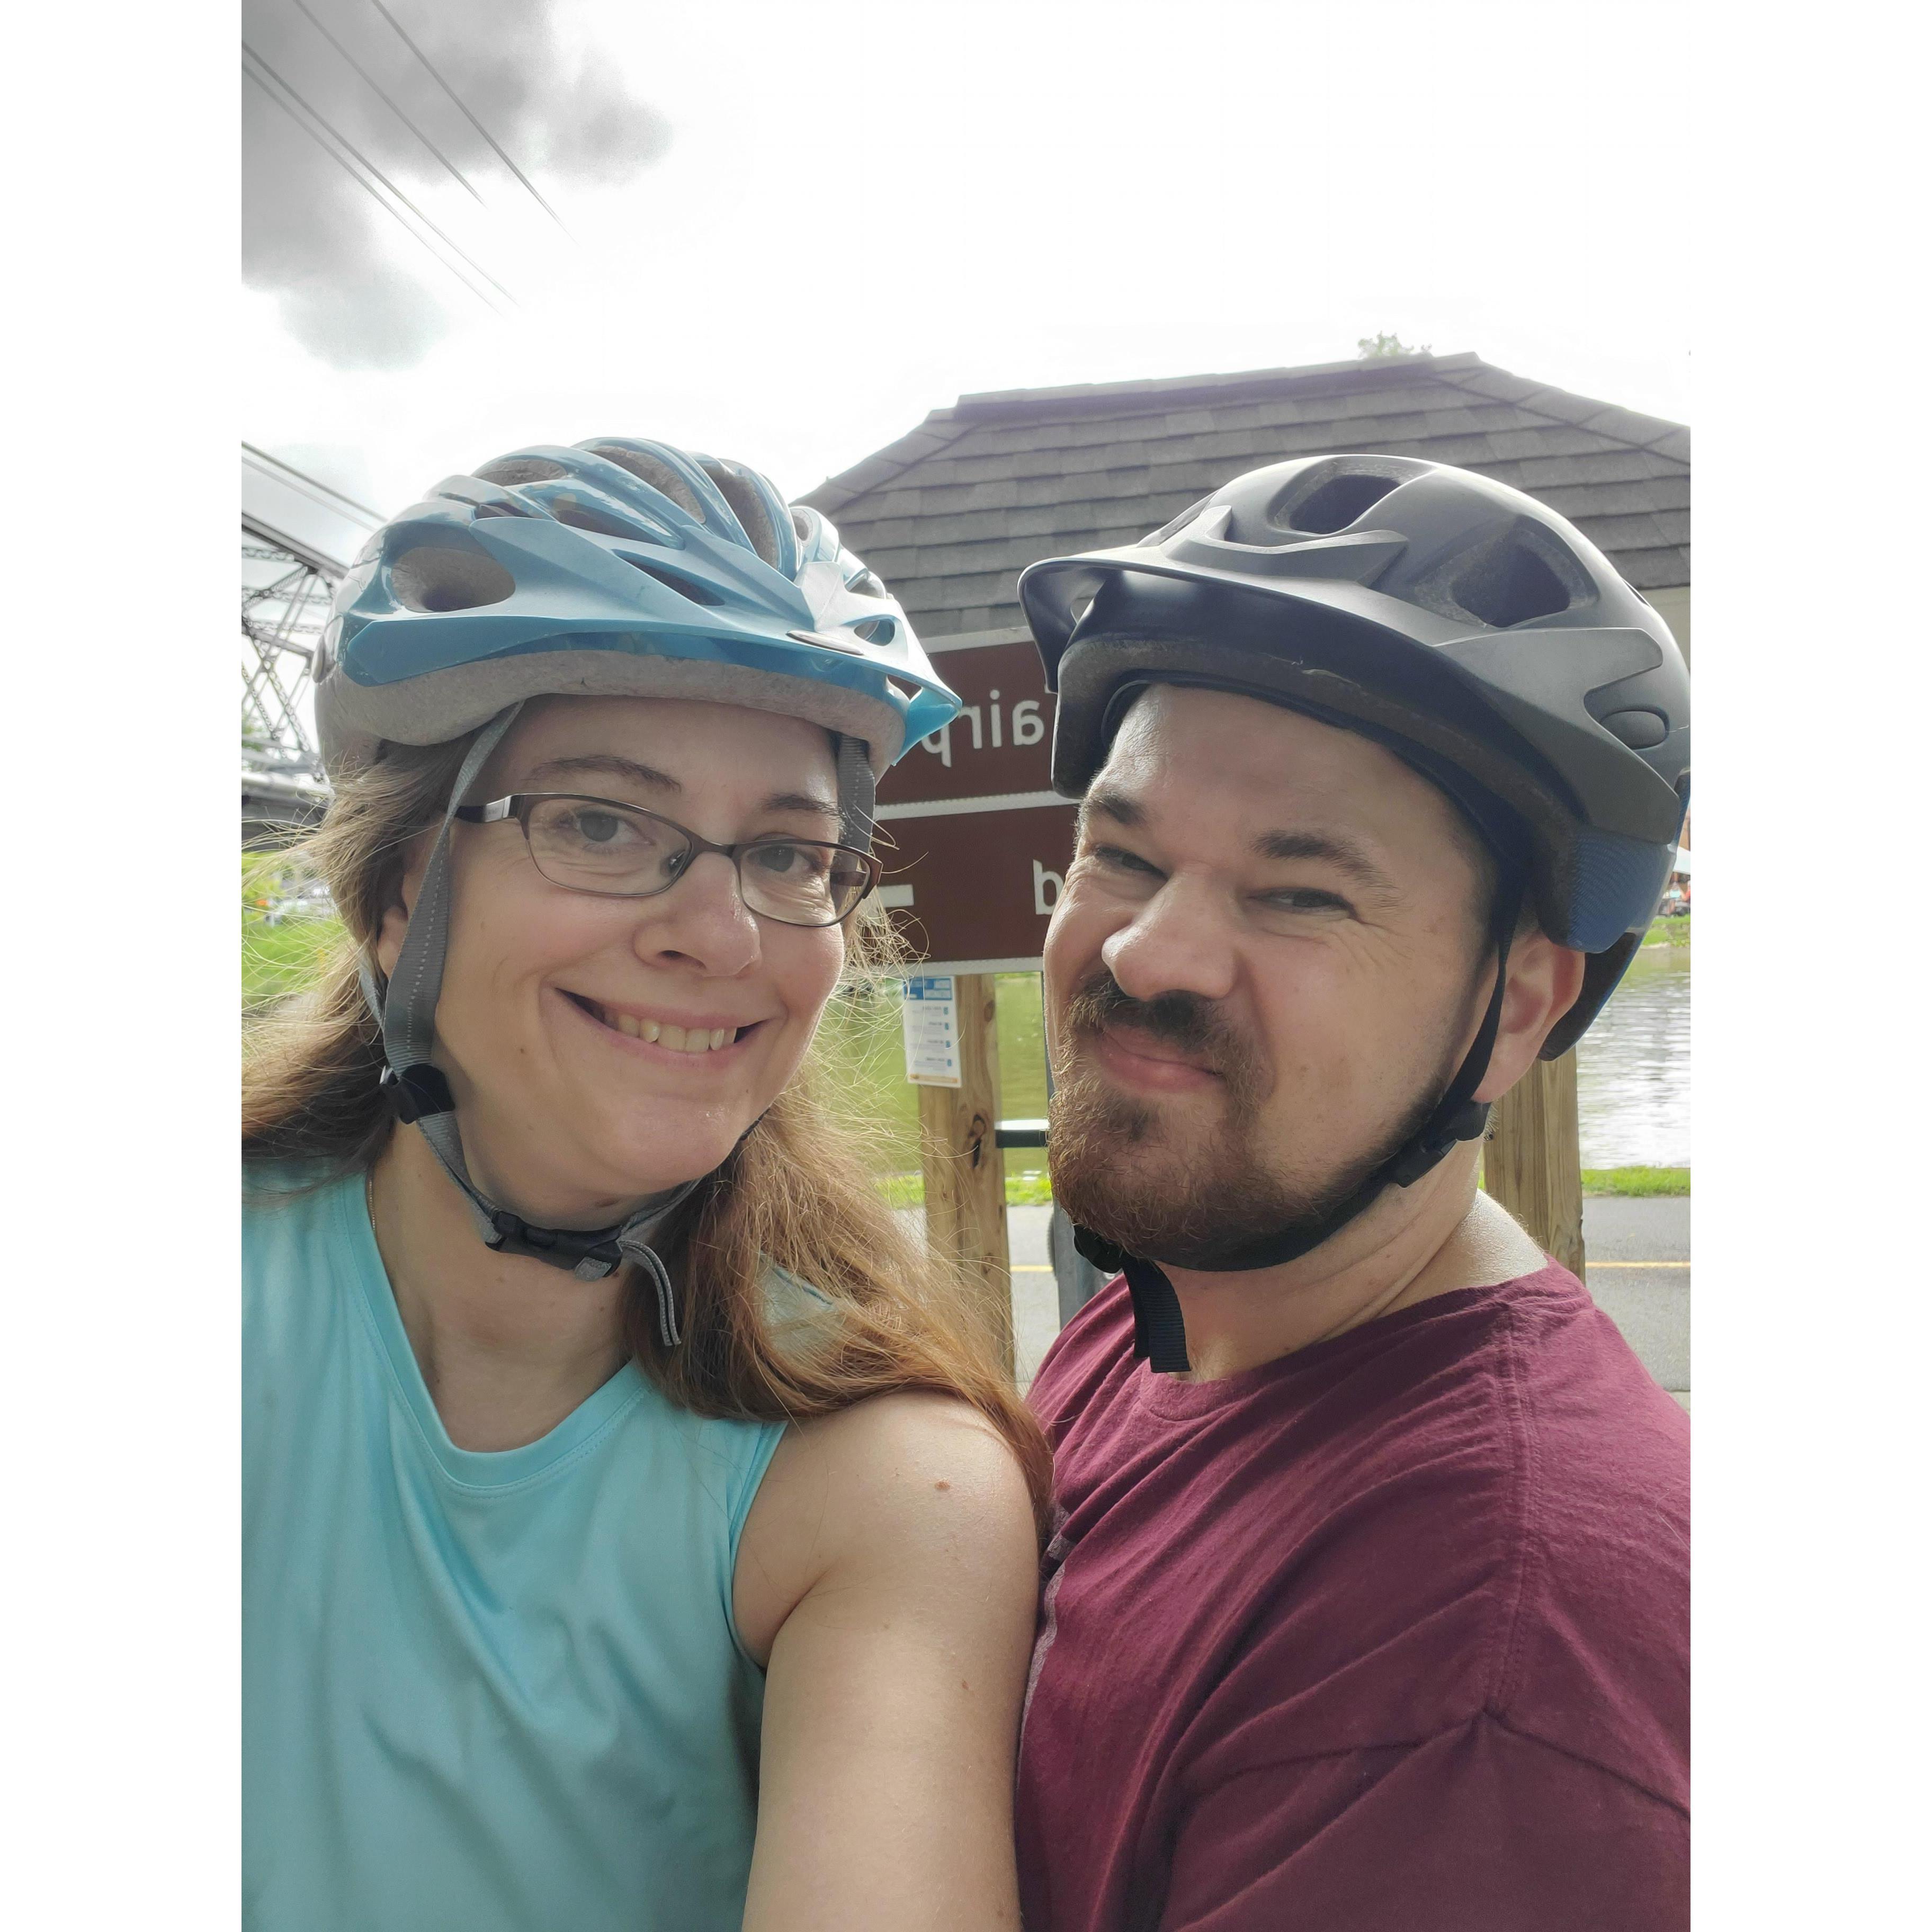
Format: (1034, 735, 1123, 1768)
(379, 1062, 455, 1125)
(485, 1208, 623, 1274)
(1385, 1098, 1492, 1188)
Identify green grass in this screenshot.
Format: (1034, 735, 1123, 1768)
(242, 852, 344, 1013)
(243, 915, 343, 1012)
(241, 881, 1689, 1207)
(813, 972, 1050, 1180)
(875, 1164, 1053, 1211)
(881, 1161, 1692, 1211)
(1581, 1165, 1689, 1196)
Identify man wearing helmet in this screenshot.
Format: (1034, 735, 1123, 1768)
(1012, 457, 1690, 1929)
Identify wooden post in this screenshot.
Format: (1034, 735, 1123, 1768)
(916, 973, 1014, 1370)
(1482, 1050, 1587, 1281)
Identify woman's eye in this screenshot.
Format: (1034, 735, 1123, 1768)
(750, 843, 828, 879)
(574, 810, 627, 845)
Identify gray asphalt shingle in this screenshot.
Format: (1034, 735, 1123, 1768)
(802, 353, 1688, 635)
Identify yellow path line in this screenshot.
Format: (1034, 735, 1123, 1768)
(1009, 1260, 1689, 1272)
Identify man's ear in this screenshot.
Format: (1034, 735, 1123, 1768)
(1474, 930, 1588, 1104)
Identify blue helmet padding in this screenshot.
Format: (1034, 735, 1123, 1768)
(1564, 829, 1676, 953)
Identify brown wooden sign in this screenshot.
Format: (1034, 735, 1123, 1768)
(873, 636, 1076, 971)
(879, 638, 1057, 806)
(874, 798, 1079, 970)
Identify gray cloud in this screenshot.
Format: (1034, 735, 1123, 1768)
(243, 0, 671, 368)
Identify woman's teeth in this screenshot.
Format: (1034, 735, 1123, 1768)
(610, 1013, 736, 1053)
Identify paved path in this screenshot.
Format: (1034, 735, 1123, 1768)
(1001, 1195, 1689, 1404)
(1577, 1195, 1689, 1406)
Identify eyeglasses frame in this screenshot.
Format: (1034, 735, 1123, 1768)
(452, 792, 882, 929)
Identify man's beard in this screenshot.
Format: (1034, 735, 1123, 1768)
(1046, 969, 1454, 1271)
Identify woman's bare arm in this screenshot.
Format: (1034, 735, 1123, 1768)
(735, 1392, 1040, 1931)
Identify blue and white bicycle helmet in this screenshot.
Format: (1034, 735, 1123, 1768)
(318, 435, 956, 797)
(312, 437, 961, 1318)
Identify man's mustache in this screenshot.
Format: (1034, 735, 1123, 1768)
(1061, 971, 1257, 1094)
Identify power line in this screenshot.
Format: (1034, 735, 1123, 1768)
(243, 47, 518, 312)
(244, 62, 506, 319)
(284, 0, 485, 207)
(246, 61, 497, 316)
(364, 0, 573, 237)
(243, 42, 515, 308)
(243, 443, 384, 524)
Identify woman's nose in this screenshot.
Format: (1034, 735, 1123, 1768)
(634, 851, 761, 975)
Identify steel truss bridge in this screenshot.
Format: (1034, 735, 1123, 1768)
(241, 446, 379, 840)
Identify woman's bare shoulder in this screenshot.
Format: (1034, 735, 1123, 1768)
(735, 1391, 1036, 1666)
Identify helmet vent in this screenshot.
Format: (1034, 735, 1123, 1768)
(388, 544, 515, 613)
(622, 557, 724, 606)
(1274, 472, 1402, 535)
(700, 460, 784, 571)
(846, 569, 884, 598)
(1450, 541, 1573, 628)
(473, 457, 569, 487)
(584, 445, 705, 518)
(851, 618, 897, 645)
(551, 497, 663, 543)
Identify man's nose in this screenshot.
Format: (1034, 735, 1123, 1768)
(1101, 879, 1240, 1005)
(633, 851, 761, 976)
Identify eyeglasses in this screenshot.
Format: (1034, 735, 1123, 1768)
(453, 793, 880, 928)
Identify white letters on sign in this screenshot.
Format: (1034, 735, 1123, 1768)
(901, 975, 962, 1087)
(916, 692, 1050, 767)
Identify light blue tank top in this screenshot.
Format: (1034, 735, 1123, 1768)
(243, 1166, 786, 1931)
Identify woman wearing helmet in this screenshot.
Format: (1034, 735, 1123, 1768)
(243, 438, 1049, 1931)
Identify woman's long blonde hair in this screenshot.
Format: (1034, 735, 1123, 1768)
(244, 729, 1052, 1534)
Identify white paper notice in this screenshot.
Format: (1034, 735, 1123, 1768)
(901, 975, 961, 1087)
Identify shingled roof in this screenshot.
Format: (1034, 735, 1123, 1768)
(800, 352, 1689, 641)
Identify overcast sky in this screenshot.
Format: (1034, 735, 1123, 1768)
(245, 0, 1690, 525)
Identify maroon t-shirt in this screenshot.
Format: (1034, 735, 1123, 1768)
(1016, 1264, 1688, 1932)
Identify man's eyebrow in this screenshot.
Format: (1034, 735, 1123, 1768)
(1080, 785, 1146, 831)
(524, 753, 681, 794)
(1254, 828, 1394, 891)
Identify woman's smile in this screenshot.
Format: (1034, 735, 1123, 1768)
(552, 985, 768, 1062)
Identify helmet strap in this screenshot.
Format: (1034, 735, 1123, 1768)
(357, 701, 697, 1339)
(834, 731, 876, 850)
(1072, 869, 1528, 1374)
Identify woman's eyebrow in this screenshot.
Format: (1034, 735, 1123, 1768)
(762, 790, 840, 820)
(524, 753, 680, 793)
(522, 758, 836, 822)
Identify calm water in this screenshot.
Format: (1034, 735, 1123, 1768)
(994, 941, 1691, 1173)
(830, 940, 1690, 1177)
(1576, 942, 1690, 1167)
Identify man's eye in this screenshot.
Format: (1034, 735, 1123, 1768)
(1090, 844, 1160, 877)
(1257, 887, 1353, 916)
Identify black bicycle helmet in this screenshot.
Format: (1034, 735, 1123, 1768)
(1019, 453, 1689, 1367)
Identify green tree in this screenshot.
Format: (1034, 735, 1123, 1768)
(1357, 332, 1432, 360)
